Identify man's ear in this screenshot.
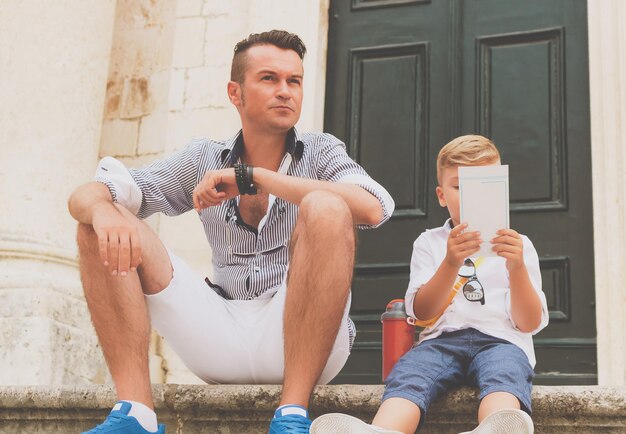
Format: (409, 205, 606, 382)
(227, 81, 242, 106)
(435, 186, 447, 207)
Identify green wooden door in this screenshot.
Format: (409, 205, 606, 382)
(325, 0, 596, 385)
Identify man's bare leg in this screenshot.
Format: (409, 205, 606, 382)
(280, 191, 355, 407)
(77, 211, 172, 408)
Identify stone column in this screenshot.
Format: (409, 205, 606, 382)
(588, 0, 626, 386)
(0, 1, 117, 384)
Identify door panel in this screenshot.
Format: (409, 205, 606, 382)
(476, 29, 565, 208)
(351, 43, 429, 219)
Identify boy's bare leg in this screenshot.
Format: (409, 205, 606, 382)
(477, 391, 521, 422)
(372, 397, 421, 434)
(76, 213, 172, 408)
(280, 191, 355, 407)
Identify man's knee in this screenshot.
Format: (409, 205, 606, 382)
(299, 191, 353, 228)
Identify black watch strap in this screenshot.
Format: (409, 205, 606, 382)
(234, 163, 257, 195)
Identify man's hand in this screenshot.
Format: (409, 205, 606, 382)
(91, 203, 142, 277)
(193, 168, 239, 210)
(444, 223, 482, 268)
(492, 228, 524, 272)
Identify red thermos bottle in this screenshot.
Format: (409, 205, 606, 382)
(381, 299, 415, 381)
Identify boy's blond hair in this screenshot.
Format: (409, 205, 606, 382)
(436, 134, 500, 184)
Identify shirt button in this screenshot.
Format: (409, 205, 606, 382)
(247, 296, 253, 300)
(254, 266, 260, 272)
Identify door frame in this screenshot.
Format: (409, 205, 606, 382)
(587, 0, 626, 387)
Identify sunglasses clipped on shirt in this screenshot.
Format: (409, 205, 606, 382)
(458, 258, 485, 305)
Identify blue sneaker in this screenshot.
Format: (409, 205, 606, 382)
(82, 401, 166, 433)
(268, 405, 312, 434)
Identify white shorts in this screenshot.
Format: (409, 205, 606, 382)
(145, 251, 353, 384)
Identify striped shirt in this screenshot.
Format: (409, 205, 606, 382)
(95, 128, 394, 302)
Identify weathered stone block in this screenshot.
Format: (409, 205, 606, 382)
(137, 112, 168, 155)
(176, 0, 203, 17)
(201, 0, 237, 17)
(100, 119, 139, 156)
(168, 69, 187, 111)
(173, 18, 206, 68)
(204, 15, 246, 68)
(164, 109, 207, 147)
(148, 70, 173, 113)
(0, 257, 111, 387)
(103, 79, 123, 119)
(0, 317, 107, 386)
(185, 66, 229, 109)
(120, 77, 152, 119)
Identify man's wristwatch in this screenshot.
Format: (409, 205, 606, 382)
(234, 162, 257, 195)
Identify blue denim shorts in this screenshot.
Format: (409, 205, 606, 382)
(383, 328, 534, 425)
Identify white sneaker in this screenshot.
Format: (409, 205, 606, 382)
(459, 409, 534, 434)
(310, 413, 403, 434)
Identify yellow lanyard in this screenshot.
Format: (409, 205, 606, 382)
(451, 256, 484, 295)
(409, 257, 484, 328)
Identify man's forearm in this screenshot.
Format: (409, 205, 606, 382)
(68, 182, 115, 224)
(253, 167, 384, 226)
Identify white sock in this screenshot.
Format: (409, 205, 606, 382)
(121, 400, 158, 432)
(275, 404, 308, 418)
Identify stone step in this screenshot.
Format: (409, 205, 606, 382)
(0, 385, 624, 433)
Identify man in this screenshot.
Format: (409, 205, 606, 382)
(68, 30, 394, 434)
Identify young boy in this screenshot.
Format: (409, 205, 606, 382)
(311, 135, 549, 434)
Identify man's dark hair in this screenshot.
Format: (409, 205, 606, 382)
(231, 30, 307, 84)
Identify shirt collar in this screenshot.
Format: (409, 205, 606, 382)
(443, 218, 454, 233)
(220, 128, 304, 165)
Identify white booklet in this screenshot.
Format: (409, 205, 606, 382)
(459, 165, 509, 257)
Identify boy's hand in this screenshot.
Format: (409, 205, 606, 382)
(492, 228, 524, 272)
(444, 223, 482, 268)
